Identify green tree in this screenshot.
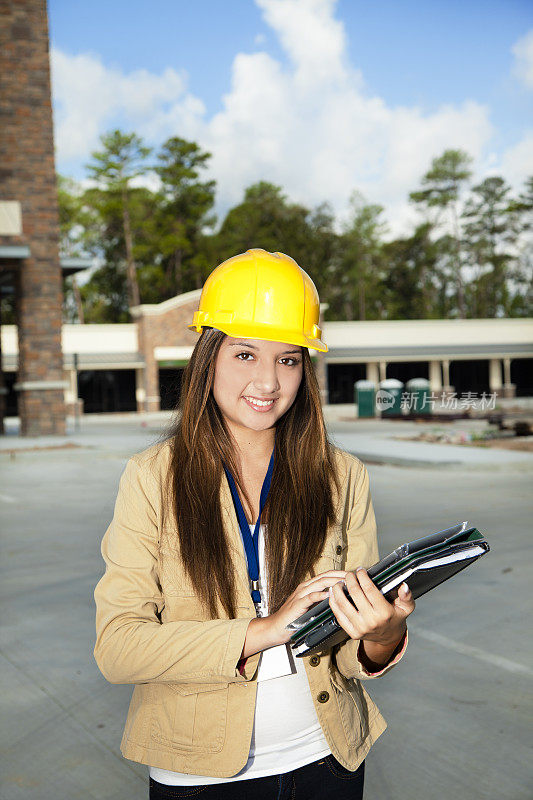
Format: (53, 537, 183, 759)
(215, 182, 308, 259)
(155, 137, 216, 293)
(301, 202, 340, 304)
(57, 175, 94, 257)
(57, 174, 89, 322)
(410, 149, 473, 317)
(335, 192, 387, 320)
(85, 130, 152, 309)
(78, 262, 130, 323)
(507, 176, 533, 316)
(77, 182, 159, 322)
(512, 175, 533, 220)
(462, 176, 521, 316)
(381, 223, 440, 318)
(214, 183, 341, 307)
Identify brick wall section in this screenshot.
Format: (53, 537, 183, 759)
(0, 0, 66, 435)
(137, 299, 200, 411)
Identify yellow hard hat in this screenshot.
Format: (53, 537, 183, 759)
(188, 249, 327, 352)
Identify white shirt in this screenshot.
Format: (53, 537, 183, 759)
(149, 524, 331, 785)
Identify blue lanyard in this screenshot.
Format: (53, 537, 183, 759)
(223, 450, 274, 606)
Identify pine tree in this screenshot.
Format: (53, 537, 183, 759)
(410, 149, 473, 317)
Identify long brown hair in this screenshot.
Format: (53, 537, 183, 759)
(161, 327, 340, 618)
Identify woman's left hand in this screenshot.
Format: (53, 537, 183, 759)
(329, 567, 415, 652)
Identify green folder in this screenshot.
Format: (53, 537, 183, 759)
(288, 522, 489, 656)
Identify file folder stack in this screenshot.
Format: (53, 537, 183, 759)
(288, 522, 490, 657)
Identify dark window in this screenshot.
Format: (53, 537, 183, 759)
(77, 369, 136, 413)
(449, 360, 490, 396)
(510, 358, 533, 397)
(2, 372, 18, 416)
(159, 368, 184, 410)
(327, 364, 366, 404)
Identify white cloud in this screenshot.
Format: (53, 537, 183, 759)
(498, 132, 533, 188)
(512, 29, 533, 89)
(204, 0, 493, 236)
(50, 49, 205, 164)
(256, 0, 349, 87)
(51, 0, 503, 237)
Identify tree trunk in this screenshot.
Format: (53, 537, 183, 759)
(358, 266, 366, 320)
(343, 292, 353, 320)
(420, 265, 431, 318)
(456, 264, 466, 318)
(122, 189, 140, 308)
(451, 204, 465, 318)
(174, 249, 182, 295)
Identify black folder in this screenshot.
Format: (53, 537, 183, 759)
(288, 522, 489, 657)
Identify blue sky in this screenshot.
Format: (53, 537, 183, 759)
(49, 0, 532, 118)
(48, 0, 533, 235)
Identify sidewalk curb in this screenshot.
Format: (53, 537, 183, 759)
(347, 450, 462, 468)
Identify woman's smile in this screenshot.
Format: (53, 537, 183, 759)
(242, 395, 278, 412)
(213, 337, 303, 436)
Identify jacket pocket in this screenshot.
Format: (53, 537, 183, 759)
(158, 538, 198, 597)
(170, 682, 229, 696)
(329, 668, 367, 746)
(150, 681, 229, 753)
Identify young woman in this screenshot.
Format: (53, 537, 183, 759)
(94, 249, 415, 799)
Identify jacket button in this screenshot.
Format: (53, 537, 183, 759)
(335, 545, 342, 555)
(309, 655, 320, 667)
(317, 691, 330, 703)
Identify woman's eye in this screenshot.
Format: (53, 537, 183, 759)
(280, 358, 301, 366)
(236, 352, 254, 361)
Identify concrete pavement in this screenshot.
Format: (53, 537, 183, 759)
(329, 419, 533, 468)
(2, 408, 532, 468)
(1, 412, 532, 799)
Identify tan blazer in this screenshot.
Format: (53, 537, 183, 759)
(93, 441, 407, 777)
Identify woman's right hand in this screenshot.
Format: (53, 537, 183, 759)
(242, 571, 347, 658)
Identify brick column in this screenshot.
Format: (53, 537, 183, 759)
(1, 0, 66, 435)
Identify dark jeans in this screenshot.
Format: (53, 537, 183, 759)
(149, 756, 365, 799)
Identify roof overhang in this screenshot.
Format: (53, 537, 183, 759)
(326, 343, 533, 363)
(0, 245, 31, 259)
